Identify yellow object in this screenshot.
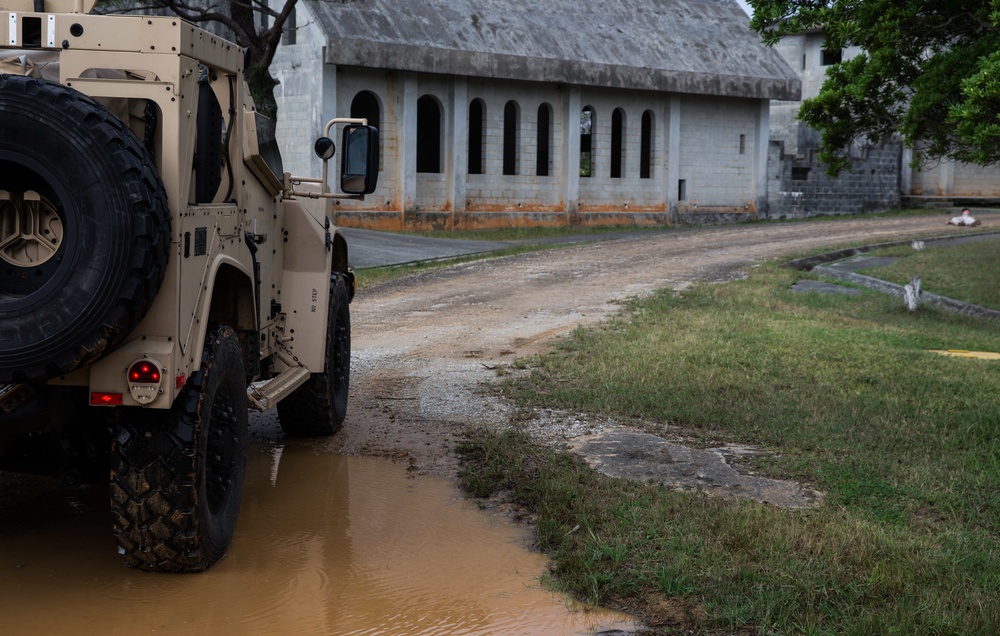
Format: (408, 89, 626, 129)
(929, 350, 1000, 360)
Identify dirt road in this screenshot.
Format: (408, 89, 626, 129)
(309, 216, 970, 478)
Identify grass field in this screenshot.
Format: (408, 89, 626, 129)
(857, 236, 1000, 311)
(459, 242, 1000, 634)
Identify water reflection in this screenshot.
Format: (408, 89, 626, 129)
(0, 443, 636, 635)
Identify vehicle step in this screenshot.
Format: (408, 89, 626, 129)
(247, 366, 311, 411)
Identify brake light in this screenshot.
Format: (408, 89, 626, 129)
(129, 362, 161, 384)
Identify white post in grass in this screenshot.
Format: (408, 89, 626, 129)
(904, 277, 922, 312)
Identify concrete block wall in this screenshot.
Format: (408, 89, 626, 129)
(272, 11, 327, 181)
(677, 96, 757, 209)
(336, 67, 402, 210)
(328, 68, 400, 218)
(946, 162, 1000, 196)
(577, 88, 668, 212)
(767, 140, 901, 218)
(463, 79, 565, 210)
(909, 159, 1000, 197)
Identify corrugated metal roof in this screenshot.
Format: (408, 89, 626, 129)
(306, 0, 801, 100)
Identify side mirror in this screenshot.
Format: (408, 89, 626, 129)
(340, 124, 379, 195)
(314, 136, 336, 160)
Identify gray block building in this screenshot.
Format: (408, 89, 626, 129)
(272, 0, 800, 230)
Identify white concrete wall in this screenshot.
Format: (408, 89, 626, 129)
(463, 79, 565, 210)
(332, 67, 400, 214)
(577, 88, 668, 211)
(911, 159, 1000, 197)
(678, 96, 758, 208)
(769, 32, 862, 157)
(272, 2, 328, 181)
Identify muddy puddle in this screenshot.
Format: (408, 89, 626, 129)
(0, 442, 636, 635)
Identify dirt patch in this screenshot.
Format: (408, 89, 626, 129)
(337, 216, 967, 503)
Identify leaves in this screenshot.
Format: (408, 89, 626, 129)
(749, 0, 1000, 173)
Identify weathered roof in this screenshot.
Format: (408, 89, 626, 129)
(307, 0, 801, 100)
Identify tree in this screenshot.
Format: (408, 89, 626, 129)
(749, 0, 1000, 174)
(102, 0, 297, 119)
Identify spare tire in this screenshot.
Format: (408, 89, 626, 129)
(0, 74, 169, 383)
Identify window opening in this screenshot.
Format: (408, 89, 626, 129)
(536, 103, 552, 177)
(821, 49, 842, 66)
(580, 106, 594, 178)
(503, 101, 519, 176)
(351, 91, 381, 170)
(640, 110, 653, 179)
(416, 95, 442, 173)
(468, 98, 485, 175)
(610, 108, 625, 179)
(281, 7, 296, 45)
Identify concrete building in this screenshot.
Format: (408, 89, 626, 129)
(769, 28, 1000, 215)
(766, 29, 902, 217)
(272, 0, 799, 230)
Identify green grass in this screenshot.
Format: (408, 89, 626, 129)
(857, 237, 1000, 310)
(354, 245, 544, 289)
(459, 258, 1000, 634)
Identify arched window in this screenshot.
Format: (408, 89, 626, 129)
(536, 103, 552, 177)
(416, 95, 442, 174)
(610, 108, 625, 178)
(503, 100, 519, 176)
(351, 91, 380, 132)
(640, 110, 654, 179)
(580, 106, 594, 178)
(351, 91, 382, 170)
(468, 98, 486, 175)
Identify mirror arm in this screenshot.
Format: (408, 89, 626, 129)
(282, 174, 366, 201)
(323, 117, 368, 138)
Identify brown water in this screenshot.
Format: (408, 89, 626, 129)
(0, 442, 636, 635)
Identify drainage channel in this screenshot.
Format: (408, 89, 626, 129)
(0, 441, 637, 635)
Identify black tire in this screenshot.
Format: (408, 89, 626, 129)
(0, 74, 169, 383)
(277, 272, 351, 436)
(110, 326, 248, 572)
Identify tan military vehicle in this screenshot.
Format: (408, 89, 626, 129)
(0, 0, 377, 571)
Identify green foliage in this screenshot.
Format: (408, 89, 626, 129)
(950, 49, 1000, 165)
(750, 0, 1000, 173)
(247, 62, 279, 120)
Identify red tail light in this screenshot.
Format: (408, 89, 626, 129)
(126, 357, 166, 405)
(129, 362, 161, 384)
(91, 392, 124, 406)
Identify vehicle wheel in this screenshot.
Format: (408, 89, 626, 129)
(0, 74, 169, 383)
(110, 326, 248, 572)
(277, 272, 351, 436)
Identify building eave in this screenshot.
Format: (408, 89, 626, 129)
(324, 39, 801, 101)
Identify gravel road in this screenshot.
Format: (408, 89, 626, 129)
(304, 215, 977, 488)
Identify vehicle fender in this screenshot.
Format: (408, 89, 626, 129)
(280, 198, 335, 371)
